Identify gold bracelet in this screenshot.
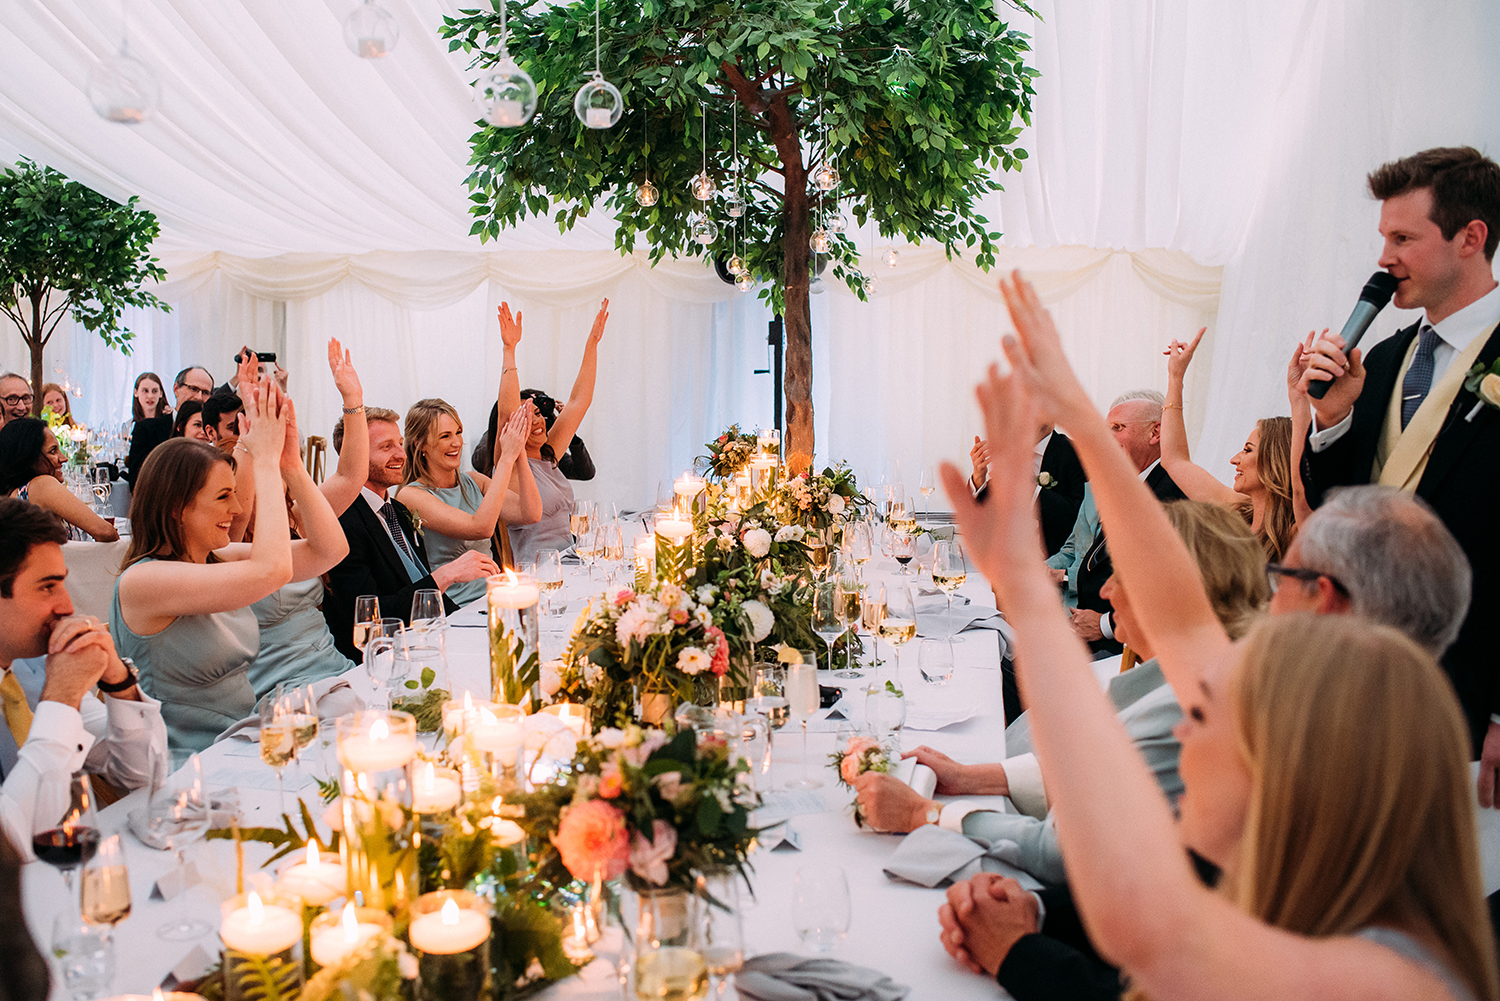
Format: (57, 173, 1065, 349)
(1162, 403, 1183, 410)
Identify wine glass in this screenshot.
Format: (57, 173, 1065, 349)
(694, 868, 746, 997)
(918, 467, 935, 516)
(364, 634, 399, 710)
(570, 499, 596, 547)
(603, 521, 625, 580)
(919, 638, 955, 686)
(832, 562, 864, 679)
(793, 866, 850, 953)
(811, 583, 842, 676)
(864, 684, 906, 752)
(31, 771, 100, 896)
(52, 913, 115, 1001)
(260, 693, 296, 817)
(747, 664, 788, 783)
(576, 525, 602, 582)
(932, 540, 969, 644)
(410, 588, 444, 630)
(81, 834, 131, 936)
(536, 548, 565, 614)
(847, 520, 872, 567)
(860, 582, 887, 679)
(148, 753, 211, 941)
(352, 595, 381, 653)
(784, 662, 822, 790)
(891, 532, 916, 575)
(881, 583, 917, 685)
(276, 683, 320, 788)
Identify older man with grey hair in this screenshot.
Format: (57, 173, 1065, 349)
(0, 373, 33, 426)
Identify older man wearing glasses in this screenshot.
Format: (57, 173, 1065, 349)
(0, 374, 33, 427)
(171, 366, 215, 408)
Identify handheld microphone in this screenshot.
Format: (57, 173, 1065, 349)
(1308, 271, 1401, 399)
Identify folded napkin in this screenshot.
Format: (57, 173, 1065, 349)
(882, 823, 1044, 891)
(735, 953, 909, 1001)
(216, 676, 366, 742)
(129, 788, 243, 849)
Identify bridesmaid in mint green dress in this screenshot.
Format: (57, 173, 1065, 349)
(396, 397, 540, 603)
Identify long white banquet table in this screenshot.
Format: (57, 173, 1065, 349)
(22, 552, 1020, 1000)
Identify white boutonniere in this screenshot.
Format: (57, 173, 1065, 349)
(406, 507, 424, 540)
(1037, 472, 1057, 490)
(1463, 360, 1500, 423)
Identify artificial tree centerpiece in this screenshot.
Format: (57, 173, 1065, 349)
(0, 159, 167, 410)
(440, 0, 1035, 470)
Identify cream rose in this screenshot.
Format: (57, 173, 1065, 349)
(742, 527, 773, 558)
(1481, 373, 1500, 408)
(742, 599, 775, 642)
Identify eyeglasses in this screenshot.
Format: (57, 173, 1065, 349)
(178, 384, 212, 398)
(1, 393, 33, 408)
(1265, 562, 1348, 597)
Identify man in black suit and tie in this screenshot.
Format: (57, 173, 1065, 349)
(1299, 146, 1500, 801)
(970, 423, 1087, 557)
(1069, 390, 1185, 654)
(323, 407, 499, 661)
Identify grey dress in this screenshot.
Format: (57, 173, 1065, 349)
(247, 578, 355, 701)
(400, 474, 492, 607)
(110, 557, 259, 763)
(507, 456, 574, 567)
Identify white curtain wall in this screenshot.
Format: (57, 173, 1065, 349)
(0, 247, 1219, 511)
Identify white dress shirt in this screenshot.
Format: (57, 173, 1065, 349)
(1310, 283, 1500, 450)
(972, 433, 1052, 498)
(0, 658, 167, 859)
(363, 485, 399, 546)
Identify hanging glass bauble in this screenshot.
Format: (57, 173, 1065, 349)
(87, 48, 160, 124)
(344, 0, 401, 58)
(735, 273, 755, 291)
(809, 229, 831, 254)
(828, 214, 846, 234)
(691, 215, 719, 245)
(810, 277, 826, 295)
(724, 190, 746, 217)
(862, 274, 880, 295)
(475, 58, 538, 128)
(727, 255, 746, 275)
(812, 163, 840, 192)
(689, 171, 717, 201)
(882, 249, 900, 268)
(573, 72, 623, 129)
(634, 179, 659, 207)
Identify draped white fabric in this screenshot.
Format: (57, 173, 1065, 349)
(1, 0, 1498, 501)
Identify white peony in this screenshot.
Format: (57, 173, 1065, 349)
(742, 599, 775, 642)
(695, 585, 717, 607)
(774, 525, 805, 543)
(615, 604, 655, 647)
(677, 647, 712, 676)
(827, 494, 846, 516)
(743, 528, 773, 558)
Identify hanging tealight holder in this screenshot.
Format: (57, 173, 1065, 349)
(574, 72, 623, 129)
(476, 57, 538, 128)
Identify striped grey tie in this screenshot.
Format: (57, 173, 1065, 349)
(1399, 324, 1443, 430)
(379, 500, 424, 572)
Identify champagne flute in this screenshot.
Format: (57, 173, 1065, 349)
(410, 588, 444, 631)
(81, 834, 131, 934)
(881, 583, 917, 685)
(832, 562, 864, 679)
(932, 540, 969, 644)
(918, 467, 935, 516)
(277, 683, 320, 788)
(149, 753, 211, 941)
(860, 582, 887, 678)
(603, 520, 625, 569)
(694, 868, 746, 997)
(536, 549, 565, 616)
(260, 695, 296, 818)
(570, 499, 596, 545)
(31, 771, 100, 896)
(812, 583, 842, 676)
(784, 662, 822, 790)
(891, 532, 916, 574)
(352, 594, 380, 652)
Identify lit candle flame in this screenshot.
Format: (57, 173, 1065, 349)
(463, 691, 474, 712)
(492, 795, 503, 815)
(441, 896, 461, 926)
(423, 761, 436, 791)
(370, 718, 389, 741)
(306, 841, 319, 868)
(341, 902, 358, 943)
(154, 988, 166, 1001)
(247, 890, 264, 925)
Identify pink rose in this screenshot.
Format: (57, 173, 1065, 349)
(707, 626, 729, 677)
(554, 799, 630, 882)
(629, 820, 678, 886)
(614, 588, 636, 606)
(599, 765, 624, 799)
(840, 737, 880, 784)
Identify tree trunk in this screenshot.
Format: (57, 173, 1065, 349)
(28, 292, 43, 415)
(781, 179, 814, 475)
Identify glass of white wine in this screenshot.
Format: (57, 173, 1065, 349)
(860, 582, 887, 679)
(931, 539, 968, 644)
(536, 549, 565, 615)
(881, 583, 917, 685)
(785, 662, 822, 790)
(918, 467, 936, 516)
(833, 562, 864, 679)
(847, 520, 872, 567)
(81, 833, 131, 937)
(260, 695, 297, 818)
(352, 594, 380, 653)
(570, 499, 596, 547)
(812, 582, 842, 675)
(276, 683, 320, 788)
(576, 525, 603, 581)
(635, 892, 709, 1001)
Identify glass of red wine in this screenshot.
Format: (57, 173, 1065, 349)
(31, 770, 101, 896)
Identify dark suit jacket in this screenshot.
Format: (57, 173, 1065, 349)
(323, 496, 459, 662)
(1075, 463, 1186, 655)
(123, 414, 173, 484)
(973, 433, 1087, 557)
(1303, 320, 1500, 755)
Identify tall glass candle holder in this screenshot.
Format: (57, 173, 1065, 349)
(309, 902, 393, 970)
(634, 534, 657, 589)
(336, 710, 419, 913)
(219, 890, 305, 1001)
(654, 512, 694, 584)
(276, 842, 346, 908)
(408, 890, 492, 1001)
(464, 702, 526, 788)
(487, 572, 540, 707)
(748, 456, 777, 499)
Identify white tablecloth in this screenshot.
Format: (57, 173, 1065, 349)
(23, 554, 1017, 999)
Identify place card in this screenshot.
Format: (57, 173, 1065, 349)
(160, 944, 215, 989)
(150, 860, 204, 901)
(759, 824, 802, 852)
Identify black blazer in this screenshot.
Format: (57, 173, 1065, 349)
(1303, 320, 1500, 755)
(973, 433, 1087, 557)
(323, 496, 459, 662)
(123, 414, 173, 484)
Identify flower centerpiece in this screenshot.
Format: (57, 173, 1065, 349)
(775, 463, 869, 534)
(698, 424, 761, 481)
